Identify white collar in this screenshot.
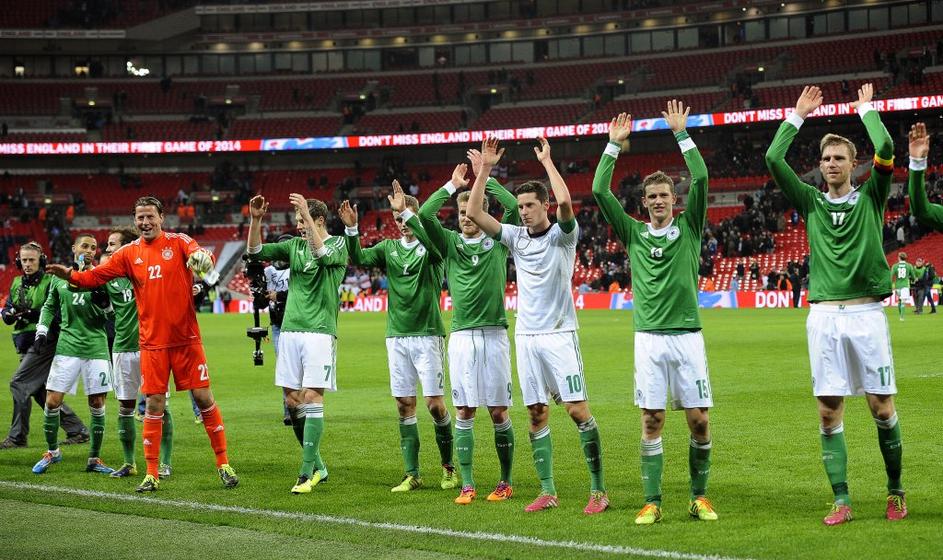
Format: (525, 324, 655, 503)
(461, 232, 487, 244)
(825, 187, 856, 204)
(399, 237, 420, 249)
(646, 218, 675, 237)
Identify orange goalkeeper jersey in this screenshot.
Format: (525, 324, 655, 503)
(70, 231, 210, 350)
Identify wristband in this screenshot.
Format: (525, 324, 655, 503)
(603, 141, 621, 158)
(786, 112, 805, 129)
(909, 156, 928, 171)
(344, 225, 359, 236)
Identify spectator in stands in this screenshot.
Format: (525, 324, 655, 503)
(749, 260, 760, 281)
(736, 260, 745, 280)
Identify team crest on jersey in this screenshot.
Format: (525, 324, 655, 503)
(666, 226, 680, 241)
(417, 246, 426, 256)
(161, 248, 173, 261)
(482, 238, 494, 251)
(849, 192, 860, 205)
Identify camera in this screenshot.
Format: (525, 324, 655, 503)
(242, 254, 269, 366)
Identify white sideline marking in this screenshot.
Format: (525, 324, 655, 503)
(0, 481, 751, 560)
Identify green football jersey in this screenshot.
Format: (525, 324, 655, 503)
(766, 109, 893, 302)
(39, 276, 109, 360)
(347, 213, 445, 337)
(248, 236, 348, 336)
(890, 262, 915, 290)
(417, 178, 519, 332)
(105, 276, 139, 353)
(593, 130, 707, 332)
(908, 167, 943, 231)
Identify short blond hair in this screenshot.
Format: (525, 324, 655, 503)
(456, 190, 489, 212)
(642, 171, 674, 195)
(820, 133, 857, 161)
(404, 195, 419, 212)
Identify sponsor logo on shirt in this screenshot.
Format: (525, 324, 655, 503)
(161, 248, 173, 261)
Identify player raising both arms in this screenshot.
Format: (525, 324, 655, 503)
(594, 105, 717, 525)
(341, 182, 457, 493)
(415, 159, 519, 505)
(246, 194, 348, 494)
(907, 122, 943, 231)
(765, 84, 905, 525)
(46, 196, 237, 493)
(467, 136, 608, 515)
(31, 234, 114, 476)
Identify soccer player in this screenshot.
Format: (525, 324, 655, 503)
(907, 122, 943, 231)
(246, 194, 348, 494)
(31, 234, 114, 476)
(593, 105, 717, 525)
(466, 136, 608, 515)
(339, 181, 457, 493)
(890, 252, 915, 321)
(415, 159, 519, 504)
(765, 84, 905, 525)
(46, 196, 237, 493)
(103, 227, 175, 479)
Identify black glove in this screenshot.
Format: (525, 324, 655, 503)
(32, 333, 47, 352)
(22, 308, 41, 323)
(90, 288, 110, 309)
(1, 307, 17, 326)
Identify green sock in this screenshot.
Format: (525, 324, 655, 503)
(875, 414, 903, 493)
(455, 418, 475, 488)
(399, 416, 420, 476)
(689, 437, 712, 499)
(641, 438, 663, 505)
(290, 406, 306, 446)
(301, 404, 325, 477)
(160, 407, 174, 466)
(898, 301, 903, 318)
(89, 406, 106, 459)
(117, 411, 136, 464)
(821, 424, 850, 505)
(529, 426, 555, 495)
(44, 406, 61, 452)
(494, 419, 514, 484)
(577, 417, 604, 492)
(433, 412, 454, 467)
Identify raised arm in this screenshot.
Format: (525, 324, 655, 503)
(592, 112, 638, 246)
(764, 86, 822, 216)
(466, 137, 504, 238)
(247, 194, 268, 253)
(390, 180, 442, 262)
(906, 122, 943, 230)
(417, 164, 466, 255)
(290, 192, 326, 256)
(853, 84, 894, 201)
(339, 200, 385, 268)
(534, 136, 574, 227)
(662, 100, 708, 233)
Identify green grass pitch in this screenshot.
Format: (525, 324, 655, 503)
(1, 308, 940, 559)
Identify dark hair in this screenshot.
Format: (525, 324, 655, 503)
(134, 196, 164, 216)
(73, 232, 97, 245)
(109, 226, 139, 246)
(514, 180, 549, 203)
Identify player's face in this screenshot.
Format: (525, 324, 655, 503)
(106, 232, 125, 254)
(392, 208, 415, 238)
(18, 249, 40, 275)
(819, 144, 854, 188)
(135, 205, 164, 240)
(457, 201, 481, 237)
(642, 183, 676, 223)
(100, 251, 111, 265)
(72, 236, 97, 268)
(516, 193, 549, 228)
